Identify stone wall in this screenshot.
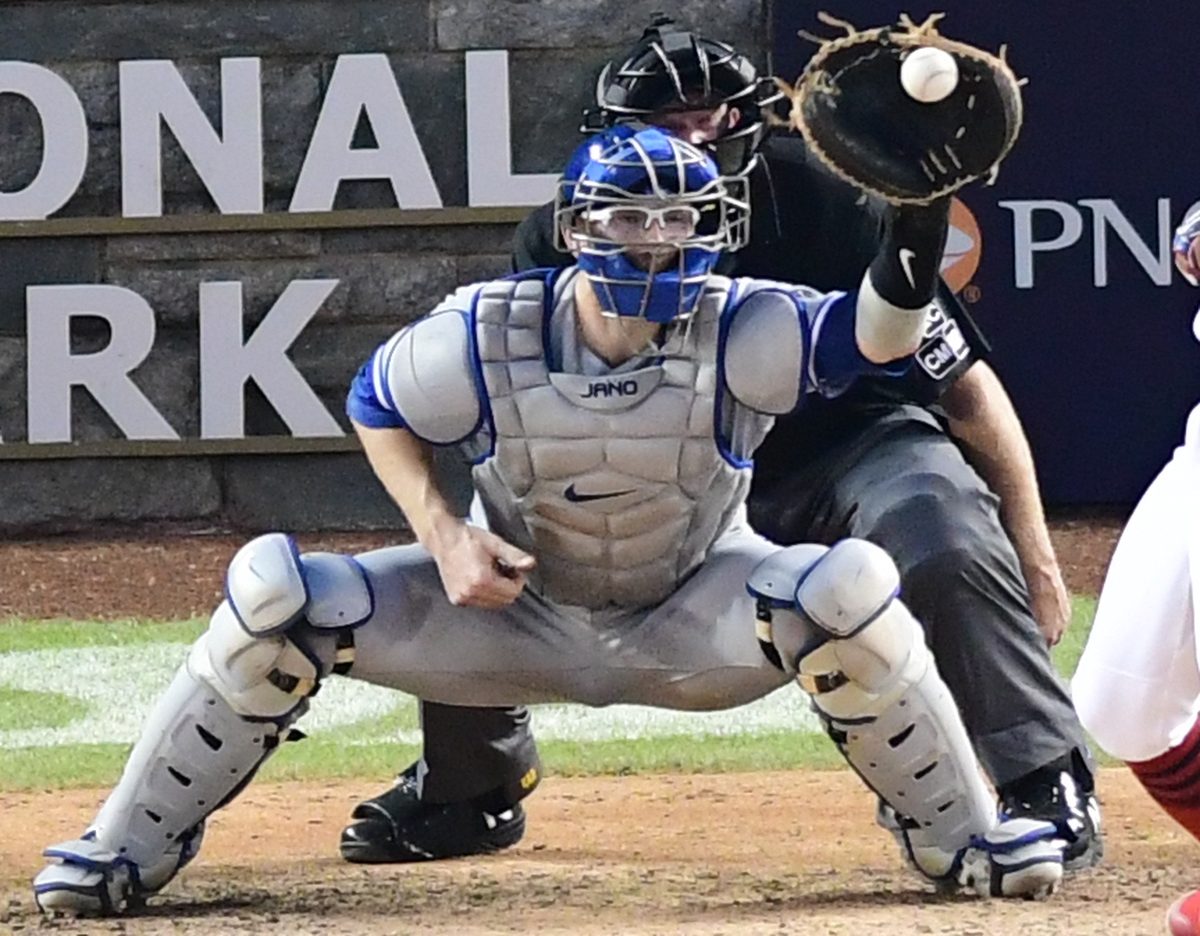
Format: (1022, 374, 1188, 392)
(0, 0, 769, 534)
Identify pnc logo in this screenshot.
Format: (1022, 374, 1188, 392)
(941, 197, 982, 293)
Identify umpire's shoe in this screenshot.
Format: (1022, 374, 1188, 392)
(998, 749, 1103, 872)
(340, 765, 525, 863)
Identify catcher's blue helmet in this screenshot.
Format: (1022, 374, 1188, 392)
(555, 127, 748, 323)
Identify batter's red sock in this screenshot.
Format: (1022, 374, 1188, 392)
(1128, 717, 1200, 843)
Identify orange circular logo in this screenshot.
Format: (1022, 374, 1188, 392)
(942, 198, 982, 293)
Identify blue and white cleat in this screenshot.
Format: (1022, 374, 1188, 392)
(878, 803, 1064, 900)
(958, 816, 1065, 899)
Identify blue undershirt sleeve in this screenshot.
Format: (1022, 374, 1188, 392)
(810, 292, 911, 397)
(345, 354, 407, 429)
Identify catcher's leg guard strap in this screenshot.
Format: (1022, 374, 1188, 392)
(761, 540, 995, 852)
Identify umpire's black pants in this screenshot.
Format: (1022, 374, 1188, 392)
(413, 406, 1089, 804)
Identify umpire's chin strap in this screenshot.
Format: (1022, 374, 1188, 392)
(267, 629, 357, 699)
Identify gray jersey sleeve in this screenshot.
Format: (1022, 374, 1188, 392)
(373, 285, 486, 445)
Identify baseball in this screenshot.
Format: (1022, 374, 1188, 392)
(900, 46, 959, 103)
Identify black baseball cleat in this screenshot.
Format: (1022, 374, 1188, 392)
(340, 766, 526, 863)
(998, 750, 1103, 872)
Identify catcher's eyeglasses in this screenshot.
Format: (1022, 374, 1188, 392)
(583, 204, 700, 242)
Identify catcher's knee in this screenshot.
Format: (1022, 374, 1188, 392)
(748, 539, 901, 675)
(197, 533, 374, 719)
(785, 538, 923, 721)
(796, 539, 900, 639)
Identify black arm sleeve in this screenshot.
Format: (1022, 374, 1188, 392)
(868, 201, 951, 310)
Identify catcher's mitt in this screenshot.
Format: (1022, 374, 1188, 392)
(780, 13, 1024, 205)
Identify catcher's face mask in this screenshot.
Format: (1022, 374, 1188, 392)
(581, 15, 784, 176)
(555, 128, 748, 324)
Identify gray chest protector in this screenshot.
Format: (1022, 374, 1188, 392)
(470, 275, 773, 610)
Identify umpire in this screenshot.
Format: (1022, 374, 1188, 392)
(340, 17, 1102, 870)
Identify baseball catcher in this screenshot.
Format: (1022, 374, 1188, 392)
(343, 12, 1098, 883)
(34, 126, 1062, 914)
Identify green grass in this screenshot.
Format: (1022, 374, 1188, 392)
(1052, 594, 1095, 679)
(0, 616, 205, 653)
(0, 688, 89, 731)
(0, 731, 851, 791)
(0, 595, 1101, 790)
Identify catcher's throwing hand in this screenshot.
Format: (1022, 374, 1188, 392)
(780, 12, 1024, 205)
(429, 521, 536, 609)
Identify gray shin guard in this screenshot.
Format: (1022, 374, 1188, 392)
(805, 622, 996, 860)
(752, 541, 996, 859)
(85, 538, 368, 872)
(36, 536, 371, 914)
(89, 647, 303, 871)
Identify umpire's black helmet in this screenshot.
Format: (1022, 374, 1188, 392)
(584, 15, 782, 175)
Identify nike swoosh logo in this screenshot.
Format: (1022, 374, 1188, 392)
(898, 248, 917, 290)
(564, 483, 637, 503)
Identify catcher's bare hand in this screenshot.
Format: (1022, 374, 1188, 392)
(429, 521, 536, 609)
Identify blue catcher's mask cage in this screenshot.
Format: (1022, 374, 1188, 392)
(554, 127, 749, 324)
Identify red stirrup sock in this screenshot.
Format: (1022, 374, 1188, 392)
(1128, 717, 1200, 843)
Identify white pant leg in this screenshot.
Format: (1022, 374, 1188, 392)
(346, 531, 791, 711)
(1073, 438, 1200, 762)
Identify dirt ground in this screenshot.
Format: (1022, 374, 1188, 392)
(1, 770, 1193, 936)
(4, 515, 1193, 936)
